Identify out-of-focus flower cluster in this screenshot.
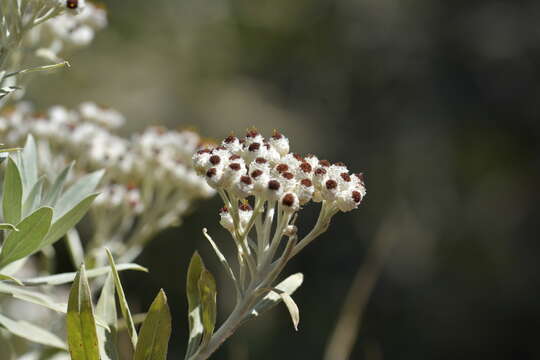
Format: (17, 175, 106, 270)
(1, 1, 107, 106)
(26, 1, 107, 61)
(0, 102, 215, 264)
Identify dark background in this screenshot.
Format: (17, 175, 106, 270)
(29, 0, 540, 359)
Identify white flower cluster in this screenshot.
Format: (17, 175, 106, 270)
(194, 130, 367, 313)
(0, 102, 215, 263)
(194, 129, 366, 219)
(26, 1, 107, 59)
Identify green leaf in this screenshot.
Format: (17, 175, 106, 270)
(54, 169, 104, 220)
(20, 263, 147, 286)
(106, 248, 138, 350)
(250, 273, 304, 320)
(185, 252, 205, 358)
(0, 207, 53, 268)
(0, 273, 23, 285)
(22, 176, 44, 218)
(134, 290, 171, 360)
(41, 194, 98, 248)
(96, 274, 119, 360)
(198, 269, 217, 345)
(66, 264, 100, 360)
(43, 162, 73, 207)
(0, 313, 67, 349)
(0, 223, 18, 231)
(20, 135, 38, 194)
(3, 157, 23, 225)
(0, 282, 67, 313)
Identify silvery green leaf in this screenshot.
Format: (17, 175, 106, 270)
(0, 273, 23, 285)
(96, 274, 119, 360)
(0, 283, 67, 313)
(3, 157, 23, 225)
(0, 223, 18, 231)
(43, 162, 73, 207)
(106, 248, 138, 350)
(0, 207, 53, 268)
(20, 263, 147, 286)
(250, 273, 304, 319)
(0, 313, 67, 349)
(22, 177, 44, 217)
(65, 228, 85, 269)
(202, 228, 240, 298)
(198, 269, 217, 346)
(41, 194, 98, 247)
(54, 169, 104, 220)
(67, 264, 100, 360)
(273, 290, 300, 331)
(20, 135, 38, 194)
(134, 290, 171, 360)
(185, 252, 205, 359)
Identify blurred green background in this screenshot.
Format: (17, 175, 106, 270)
(27, 0, 540, 359)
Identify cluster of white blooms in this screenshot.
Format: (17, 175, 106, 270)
(194, 130, 366, 313)
(0, 102, 215, 263)
(194, 129, 366, 217)
(26, 1, 107, 60)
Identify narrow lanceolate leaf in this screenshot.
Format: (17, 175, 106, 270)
(250, 273, 304, 319)
(22, 177, 44, 217)
(106, 248, 138, 350)
(185, 252, 205, 358)
(96, 274, 119, 360)
(0, 274, 23, 285)
(20, 263, 147, 286)
(0, 223, 18, 231)
(54, 169, 104, 220)
(0, 282, 67, 313)
(67, 264, 100, 360)
(202, 228, 240, 297)
(274, 290, 300, 331)
(3, 157, 23, 225)
(0, 313, 67, 349)
(0, 207, 53, 269)
(20, 135, 38, 194)
(134, 290, 171, 360)
(198, 269, 217, 345)
(43, 162, 73, 207)
(41, 194, 98, 247)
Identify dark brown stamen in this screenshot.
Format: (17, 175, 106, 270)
(325, 179, 338, 190)
(209, 155, 221, 165)
(300, 178, 313, 187)
(276, 164, 288, 173)
(229, 154, 241, 160)
(206, 168, 217, 178)
(315, 168, 327, 176)
(229, 163, 241, 171)
(248, 143, 260, 152)
(251, 169, 263, 179)
(340, 173, 351, 182)
(282, 193, 295, 207)
(268, 180, 280, 190)
(282, 172, 294, 180)
(255, 157, 267, 164)
(299, 162, 312, 173)
(319, 160, 331, 167)
(240, 176, 252, 185)
(352, 191, 362, 203)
